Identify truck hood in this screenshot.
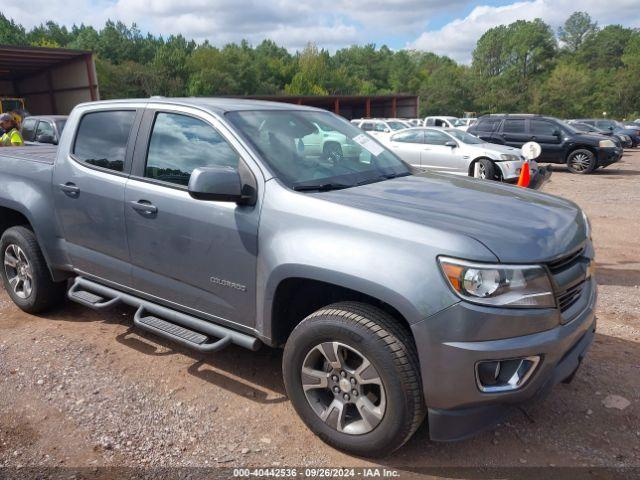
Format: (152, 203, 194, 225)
(316, 173, 586, 263)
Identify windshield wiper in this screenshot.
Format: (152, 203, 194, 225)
(356, 171, 411, 186)
(293, 182, 352, 192)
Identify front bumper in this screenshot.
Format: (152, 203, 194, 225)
(411, 277, 597, 441)
(596, 147, 623, 167)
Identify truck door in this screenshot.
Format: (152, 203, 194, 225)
(52, 108, 141, 285)
(124, 107, 260, 329)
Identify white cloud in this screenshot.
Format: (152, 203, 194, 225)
(2, 0, 470, 51)
(409, 0, 640, 63)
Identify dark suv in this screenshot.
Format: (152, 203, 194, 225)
(468, 114, 622, 174)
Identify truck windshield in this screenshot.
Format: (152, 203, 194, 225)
(226, 110, 411, 191)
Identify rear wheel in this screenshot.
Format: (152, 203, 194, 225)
(566, 149, 596, 174)
(283, 302, 425, 457)
(0, 226, 66, 313)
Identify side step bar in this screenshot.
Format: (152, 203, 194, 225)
(68, 277, 261, 353)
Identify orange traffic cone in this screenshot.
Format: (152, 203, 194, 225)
(517, 161, 530, 188)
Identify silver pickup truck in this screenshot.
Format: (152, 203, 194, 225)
(0, 98, 596, 456)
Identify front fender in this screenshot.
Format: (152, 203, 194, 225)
(255, 181, 497, 343)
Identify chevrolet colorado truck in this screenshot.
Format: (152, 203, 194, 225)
(0, 98, 596, 456)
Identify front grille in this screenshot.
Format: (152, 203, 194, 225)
(546, 246, 590, 320)
(548, 247, 585, 273)
(557, 281, 585, 312)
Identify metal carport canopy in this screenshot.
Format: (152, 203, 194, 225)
(0, 44, 99, 114)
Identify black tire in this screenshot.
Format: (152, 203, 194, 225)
(566, 149, 597, 174)
(472, 158, 497, 180)
(0, 226, 66, 313)
(323, 143, 343, 164)
(283, 301, 425, 457)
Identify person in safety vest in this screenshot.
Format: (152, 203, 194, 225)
(0, 112, 24, 147)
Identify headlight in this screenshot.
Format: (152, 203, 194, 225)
(438, 257, 555, 308)
(599, 139, 615, 148)
(500, 154, 518, 161)
(582, 210, 591, 239)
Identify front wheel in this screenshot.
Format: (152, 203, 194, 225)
(283, 302, 425, 457)
(566, 149, 596, 174)
(473, 158, 497, 180)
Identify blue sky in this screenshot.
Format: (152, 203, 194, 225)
(4, 0, 640, 63)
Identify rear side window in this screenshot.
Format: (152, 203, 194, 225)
(145, 112, 240, 187)
(73, 110, 136, 172)
(475, 118, 501, 132)
(424, 130, 451, 146)
(392, 130, 424, 144)
(503, 119, 526, 133)
(21, 118, 36, 142)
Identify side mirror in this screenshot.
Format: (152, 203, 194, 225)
(384, 128, 391, 133)
(37, 134, 55, 144)
(188, 166, 243, 202)
(445, 140, 457, 148)
(552, 129, 561, 137)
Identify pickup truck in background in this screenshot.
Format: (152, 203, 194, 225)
(0, 98, 596, 456)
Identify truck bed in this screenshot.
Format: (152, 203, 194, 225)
(0, 145, 57, 165)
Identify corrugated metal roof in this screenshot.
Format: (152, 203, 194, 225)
(0, 44, 91, 81)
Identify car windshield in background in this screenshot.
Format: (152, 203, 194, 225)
(387, 121, 408, 131)
(55, 119, 67, 133)
(446, 129, 483, 144)
(558, 120, 580, 134)
(226, 110, 410, 191)
(451, 118, 466, 127)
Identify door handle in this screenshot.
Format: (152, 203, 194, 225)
(129, 200, 158, 216)
(59, 183, 80, 198)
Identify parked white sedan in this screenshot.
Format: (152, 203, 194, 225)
(383, 127, 536, 183)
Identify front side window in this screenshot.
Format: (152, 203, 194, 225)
(145, 112, 239, 186)
(530, 120, 558, 136)
(392, 130, 424, 144)
(35, 121, 54, 139)
(424, 130, 451, 146)
(503, 119, 526, 133)
(73, 110, 136, 172)
(226, 110, 410, 190)
(21, 118, 37, 142)
(360, 122, 374, 131)
(374, 123, 388, 132)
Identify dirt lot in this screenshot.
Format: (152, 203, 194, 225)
(1, 151, 639, 477)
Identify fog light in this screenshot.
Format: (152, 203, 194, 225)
(476, 356, 540, 393)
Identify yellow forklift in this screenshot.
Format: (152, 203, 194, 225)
(1, 97, 25, 114)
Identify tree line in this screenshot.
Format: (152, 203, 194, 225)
(1, 12, 639, 118)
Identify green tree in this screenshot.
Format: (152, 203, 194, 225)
(558, 12, 598, 52)
(0, 14, 28, 45)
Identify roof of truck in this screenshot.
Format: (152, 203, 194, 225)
(81, 97, 324, 114)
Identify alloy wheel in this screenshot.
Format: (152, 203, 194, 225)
(3, 244, 33, 299)
(570, 153, 591, 172)
(301, 341, 386, 435)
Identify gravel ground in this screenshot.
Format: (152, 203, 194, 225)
(1, 151, 639, 477)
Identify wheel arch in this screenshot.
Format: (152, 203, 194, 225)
(268, 274, 415, 347)
(468, 157, 502, 180)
